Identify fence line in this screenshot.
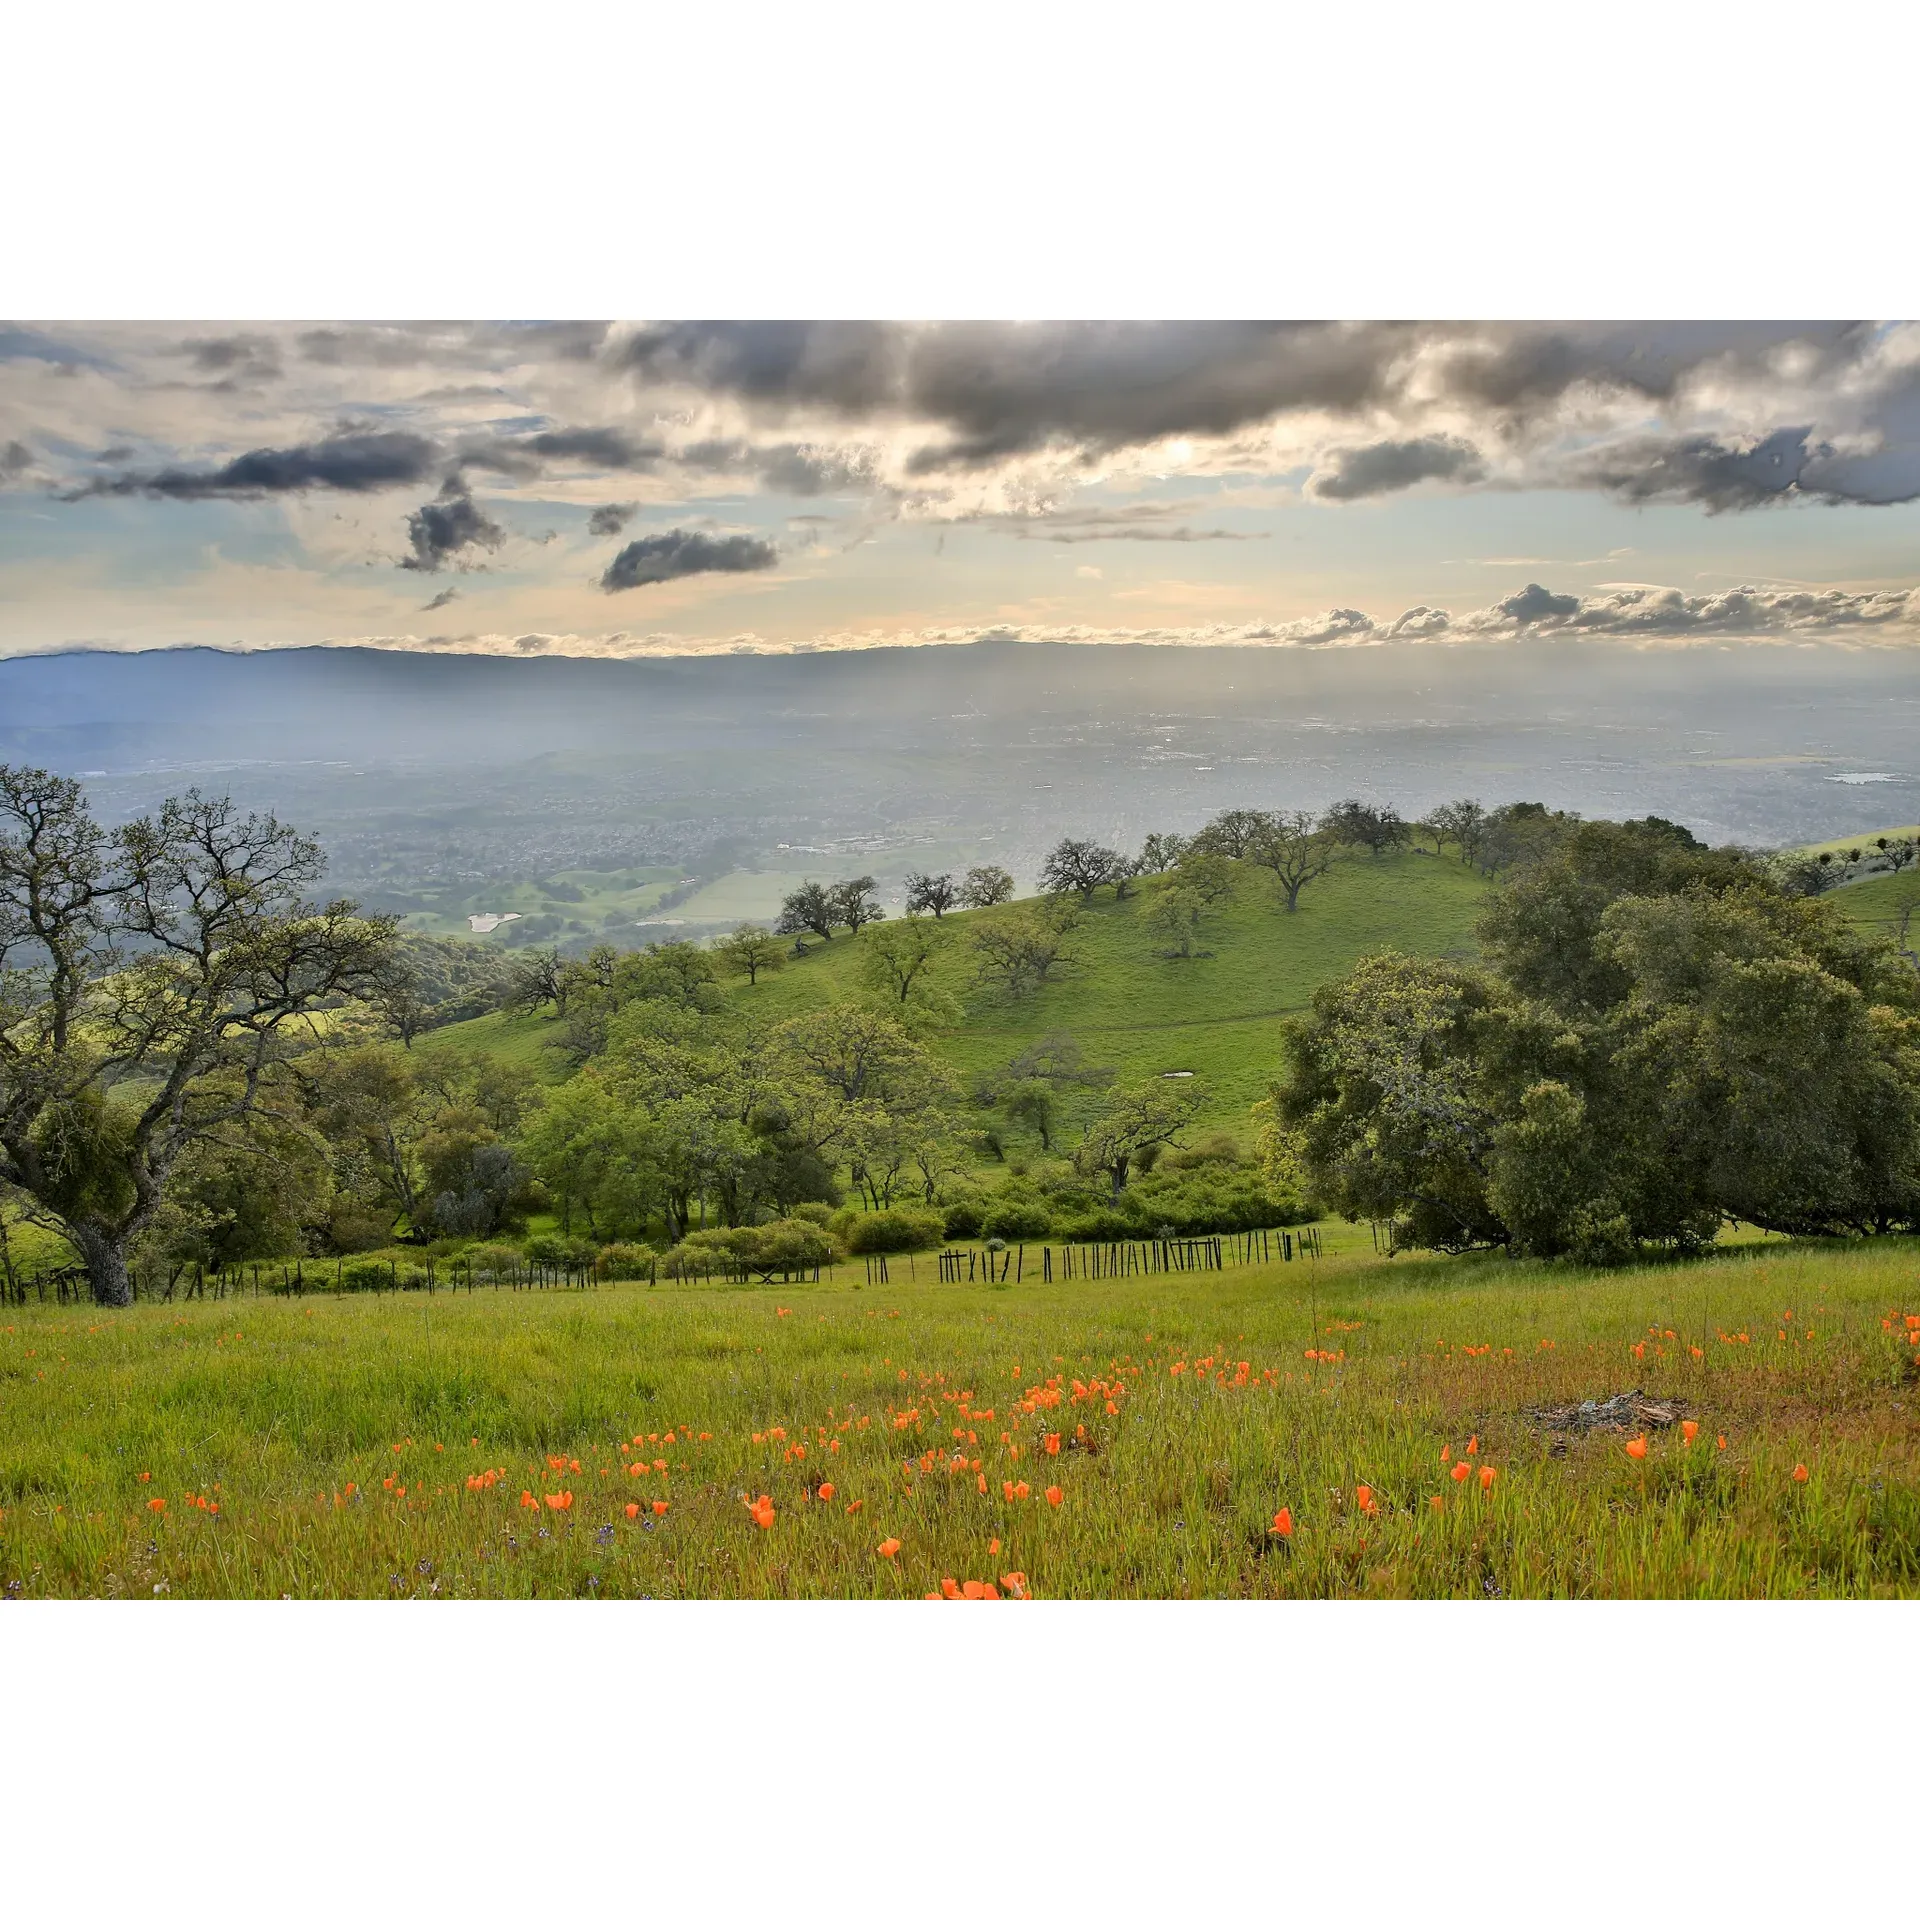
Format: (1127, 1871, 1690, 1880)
(3, 1224, 1321, 1308)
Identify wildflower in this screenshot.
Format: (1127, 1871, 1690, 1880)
(1439, 1445, 1451, 1463)
(1270, 1507, 1293, 1538)
(817, 1482, 835, 1502)
(1625, 1435, 1648, 1460)
(941, 1577, 962, 1599)
(545, 1490, 573, 1512)
(847, 1499, 863, 1514)
(1429, 1495, 1445, 1511)
(137, 1471, 151, 1483)
(1689, 1346, 1703, 1359)
(653, 1500, 670, 1516)
(877, 1538, 902, 1558)
(147, 1497, 166, 1512)
(961, 1580, 998, 1600)
(747, 1494, 776, 1529)
(1000, 1572, 1029, 1598)
(1792, 1463, 1809, 1483)
(625, 1503, 640, 1519)
(1465, 1436, 1479, 1455)
(1355, 1485, 1376, 1513)
(1681, 1419, 1699, 1443)
(1045, 1485, 1063, 1508)
(1450, 1461, 1471, 1483)
(1478, 1466, 1497, 1491)
(1716, 1433, 1727, 1450)
(1044, 1434, 1061, 1457)
(988, 1537, 1001, 1556)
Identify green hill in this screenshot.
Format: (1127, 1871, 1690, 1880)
(417, 848, 1492, 1136)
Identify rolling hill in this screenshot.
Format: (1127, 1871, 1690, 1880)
(416, 848, 1493, 1136)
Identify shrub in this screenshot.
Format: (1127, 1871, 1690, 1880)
(981, 1199, 1054, 1241)
(841, 1209, 945, 1255)
(941, 1198, 985, 1241)
(593, 1242, 657, 1284)
(789, 1202, 836, 1228)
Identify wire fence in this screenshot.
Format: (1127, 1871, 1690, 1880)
(4, 1225, 1321, 1308)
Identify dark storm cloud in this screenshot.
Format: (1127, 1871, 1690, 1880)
(598, 528, 779, 592)
(177, 333, 283, 384)
(65, 426, 442, 500)
(1, 440, 31, 478)
(619, 321, 1409, 463)
(1308, 434, 1486, 501)
(587, 502, 636, 536)
(421, 586, 460, 610)
(1566, 427, 1814, 512)
(401, 477, 506, 572)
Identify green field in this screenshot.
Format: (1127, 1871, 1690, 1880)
(5, 1234, 1916, 1598)
(1830, 863, 1920, 944)
(418, 848, 1492, 1134)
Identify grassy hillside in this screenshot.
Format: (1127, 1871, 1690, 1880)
(418, 848, 1492, 1133)
(1829, 864, 1920, 944)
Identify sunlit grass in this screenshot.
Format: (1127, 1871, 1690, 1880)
(3, 1236, 1916, 1598)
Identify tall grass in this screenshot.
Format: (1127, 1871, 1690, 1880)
(4, 1236, 1915, 1598)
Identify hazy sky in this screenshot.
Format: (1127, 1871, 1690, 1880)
(4, 320, 1919, 661)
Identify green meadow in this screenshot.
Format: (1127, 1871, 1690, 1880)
(418, 847, 1493, 1131)
(4, 1233, 1916, 1598)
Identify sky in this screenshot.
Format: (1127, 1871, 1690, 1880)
(3, 319, 1920, 662)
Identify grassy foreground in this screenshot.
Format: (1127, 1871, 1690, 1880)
(4, 1237, 1918, 1599)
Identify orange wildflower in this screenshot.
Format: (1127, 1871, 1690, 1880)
(941, 1577, 962, 1599)
(147, 1496, 166, 1512)
(847, 1499, 863, 1513)
(961, 1580, 997, 1600)
(1439, 1445, 1451, 1463)
(747, 1494, 776, 1529)
(877, 1538, 902, 1558)
(1792, 1463, 1809, 1482)
(1681, 1419, 1699, 1443)
(1270, 1507, 1293, 1538)
(1355, 1484, 1376, 1513)
(1625, 1435, 1649, 1460)
(625, 1502, 640, 1519)
(520, 1489, 538, 1508)
(988, 1537, 1001, 1555)
(1429, 1495, 1445, 1511)
(1000, 1572, 1029, 1599)
(1465, 1436, 1479, 1455)
(653, 1500, 670, 1515)
(544, 1490, 573, 1512)
(1716, 1433, 1727, 1450)
(1044, 1433, 1061, 1457)
(1478, 1465, 1497, 1490)
(817, 1482, 835, 1502)
(1450, 1461, 1471, 1483)
(1044, 1485, 1063, 1507)
(137, 1471, 151, 1483)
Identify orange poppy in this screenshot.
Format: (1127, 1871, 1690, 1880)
(1465, 1436, 1479, 1455)
(1450, 1461, 1471, 1482)
(1044, 1434, 1061, 1457)
(520, 1489, 538, 1508)
(877, 1538, 902, 1558)
(941, 1577, 962, 1599)
(1625, 1435, 1648, 1460)
(1716, 1433, 1727, 1450)
(653, 1500, 670, 1515)
(625, 1502, 640, 1519)
(748, 1494, 776, 1529)
(147, 1497, 166, 1512)
(1478, 1465, 1497, 1490)
(1000, 1572, 1029, 1598)
(961, 1580, 996, 1600)
(817, 1482, 835, 1502)
(1045, 1485, 1063, 1507)
(1681, 1419, 1699, 1443)
(1439, 1445, 1451, 1463)
(1355, 1484, 1376, 1513)
(1270, 1507, 1293, 1538)
(1429, 1495, 1444, 1511)
(545, 1490, 573, 1512)
(1792, 1463, 1809, 1482)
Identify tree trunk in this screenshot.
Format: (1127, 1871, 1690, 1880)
(73, 1224, 134, 1307)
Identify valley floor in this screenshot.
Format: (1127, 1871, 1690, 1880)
(4, 1236, 1917, 1599)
